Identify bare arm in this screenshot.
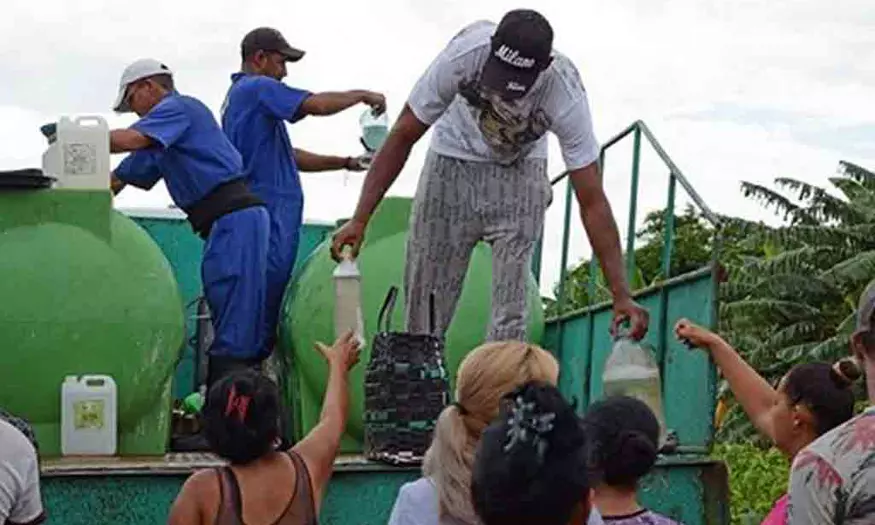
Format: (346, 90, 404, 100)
(296, 90, 384, 118)
(351, 105, 428, 223)
(109, 129, 154, 154)
(570, 162, 631, 301)
(292, 333, 361, 513)
(675, 320, 780, 445)
(294, 148, 352, 172)
(708, 339, 780, 441)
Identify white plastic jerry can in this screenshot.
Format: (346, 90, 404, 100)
(333, 255, 366, 348)
(42, 116, 110, 190)
(60, 375, 118, 456)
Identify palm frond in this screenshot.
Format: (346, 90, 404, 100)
(765, 321, 821, 350)
(753, 224, 861, 251)
(740, 181, 816, 225)
(808, 333, 852, 362)
(720, 299, 821, 324)
(776, 341, 822, 363)
(819, 250, 875, 291)
(839, 161, 875, 192)
(747, 245, 845, 277)
(745, 273, 842, 303)
(773, 177, 859, 224)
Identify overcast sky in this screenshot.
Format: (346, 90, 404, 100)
(2, 0, 873, 295)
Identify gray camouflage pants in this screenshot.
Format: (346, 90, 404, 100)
(404, 151, 551, 342)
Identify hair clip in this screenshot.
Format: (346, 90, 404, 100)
(503, 395, 556, 464)
(225, 384, 251, 423)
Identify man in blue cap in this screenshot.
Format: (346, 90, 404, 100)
(109, 58, 270, 386)
(222, 27, 386, 355)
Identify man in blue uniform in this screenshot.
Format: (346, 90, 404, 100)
(222, 27, 386, 354)
(109, 58, 270, 386)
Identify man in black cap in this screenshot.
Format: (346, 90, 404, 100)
(222, 27, 386, 358)
(332, 10, 649, 343)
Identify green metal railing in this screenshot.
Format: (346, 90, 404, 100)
(541, 120, 724, 428)
(545, 119, 721, 316)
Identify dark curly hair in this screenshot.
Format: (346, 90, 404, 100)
(203, 370, 280, 465)
(783, 358, 861, 437)
(583, 395, 660, 489)
(471, 381, 591, 525)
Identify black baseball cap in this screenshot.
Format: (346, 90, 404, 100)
(241, 27, 305, 62)
(481, 9, 554, 99)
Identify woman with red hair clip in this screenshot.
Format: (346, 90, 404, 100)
(168, 331, 361, 525)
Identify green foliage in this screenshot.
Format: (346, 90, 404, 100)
(711, 443, 790, 525)
(546, 205, 720, 316)
(714, 161, 875, 442)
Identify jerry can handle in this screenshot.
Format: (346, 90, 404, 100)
(73, 116, 108, 127)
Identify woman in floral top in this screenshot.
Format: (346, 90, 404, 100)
(787, 281, 875, 524)
(675, 319, 861, 525)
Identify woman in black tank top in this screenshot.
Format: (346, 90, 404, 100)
(168, 332, 362, 525)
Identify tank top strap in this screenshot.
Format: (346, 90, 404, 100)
(283, 450, 317, 525)
(214, 467, 245, 525)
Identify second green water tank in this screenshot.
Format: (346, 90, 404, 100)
(278, 197, 545, 451)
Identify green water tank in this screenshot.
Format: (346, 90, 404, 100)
(278, 197, 545, 451)
(0, 184, 185, 457)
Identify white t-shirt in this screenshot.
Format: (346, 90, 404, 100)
(407, 20, 600, 171)
(0, 419, 45, 525)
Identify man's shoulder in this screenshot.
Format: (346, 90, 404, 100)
(149, 93, 206, 119)
(231, 74, 283, 92)
(438, 20, 494, 62)
(542, 51, 587, 101)
(0, 418, 38, 461)
(173, 93, 211, 111)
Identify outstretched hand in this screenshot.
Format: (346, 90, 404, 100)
(314, 331, 362, 371)
(674, 318, 719, 351)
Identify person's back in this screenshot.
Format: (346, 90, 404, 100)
(0, 418, 46, 525)
(208, 449, 315, 525)
(168, 332, 361, 525)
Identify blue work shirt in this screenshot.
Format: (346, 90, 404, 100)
(221, 73, 311, 200)
(115, 93, 244, 209)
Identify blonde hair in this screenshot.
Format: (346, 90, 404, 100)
(422, 341, 559, 524)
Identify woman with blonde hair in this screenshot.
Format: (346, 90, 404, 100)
(387, 341, 564, 525)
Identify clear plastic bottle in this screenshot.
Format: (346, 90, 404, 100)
(333, 254, 366, 347)
(359, 108, 388, 154)
(602, 334, 667, 445)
